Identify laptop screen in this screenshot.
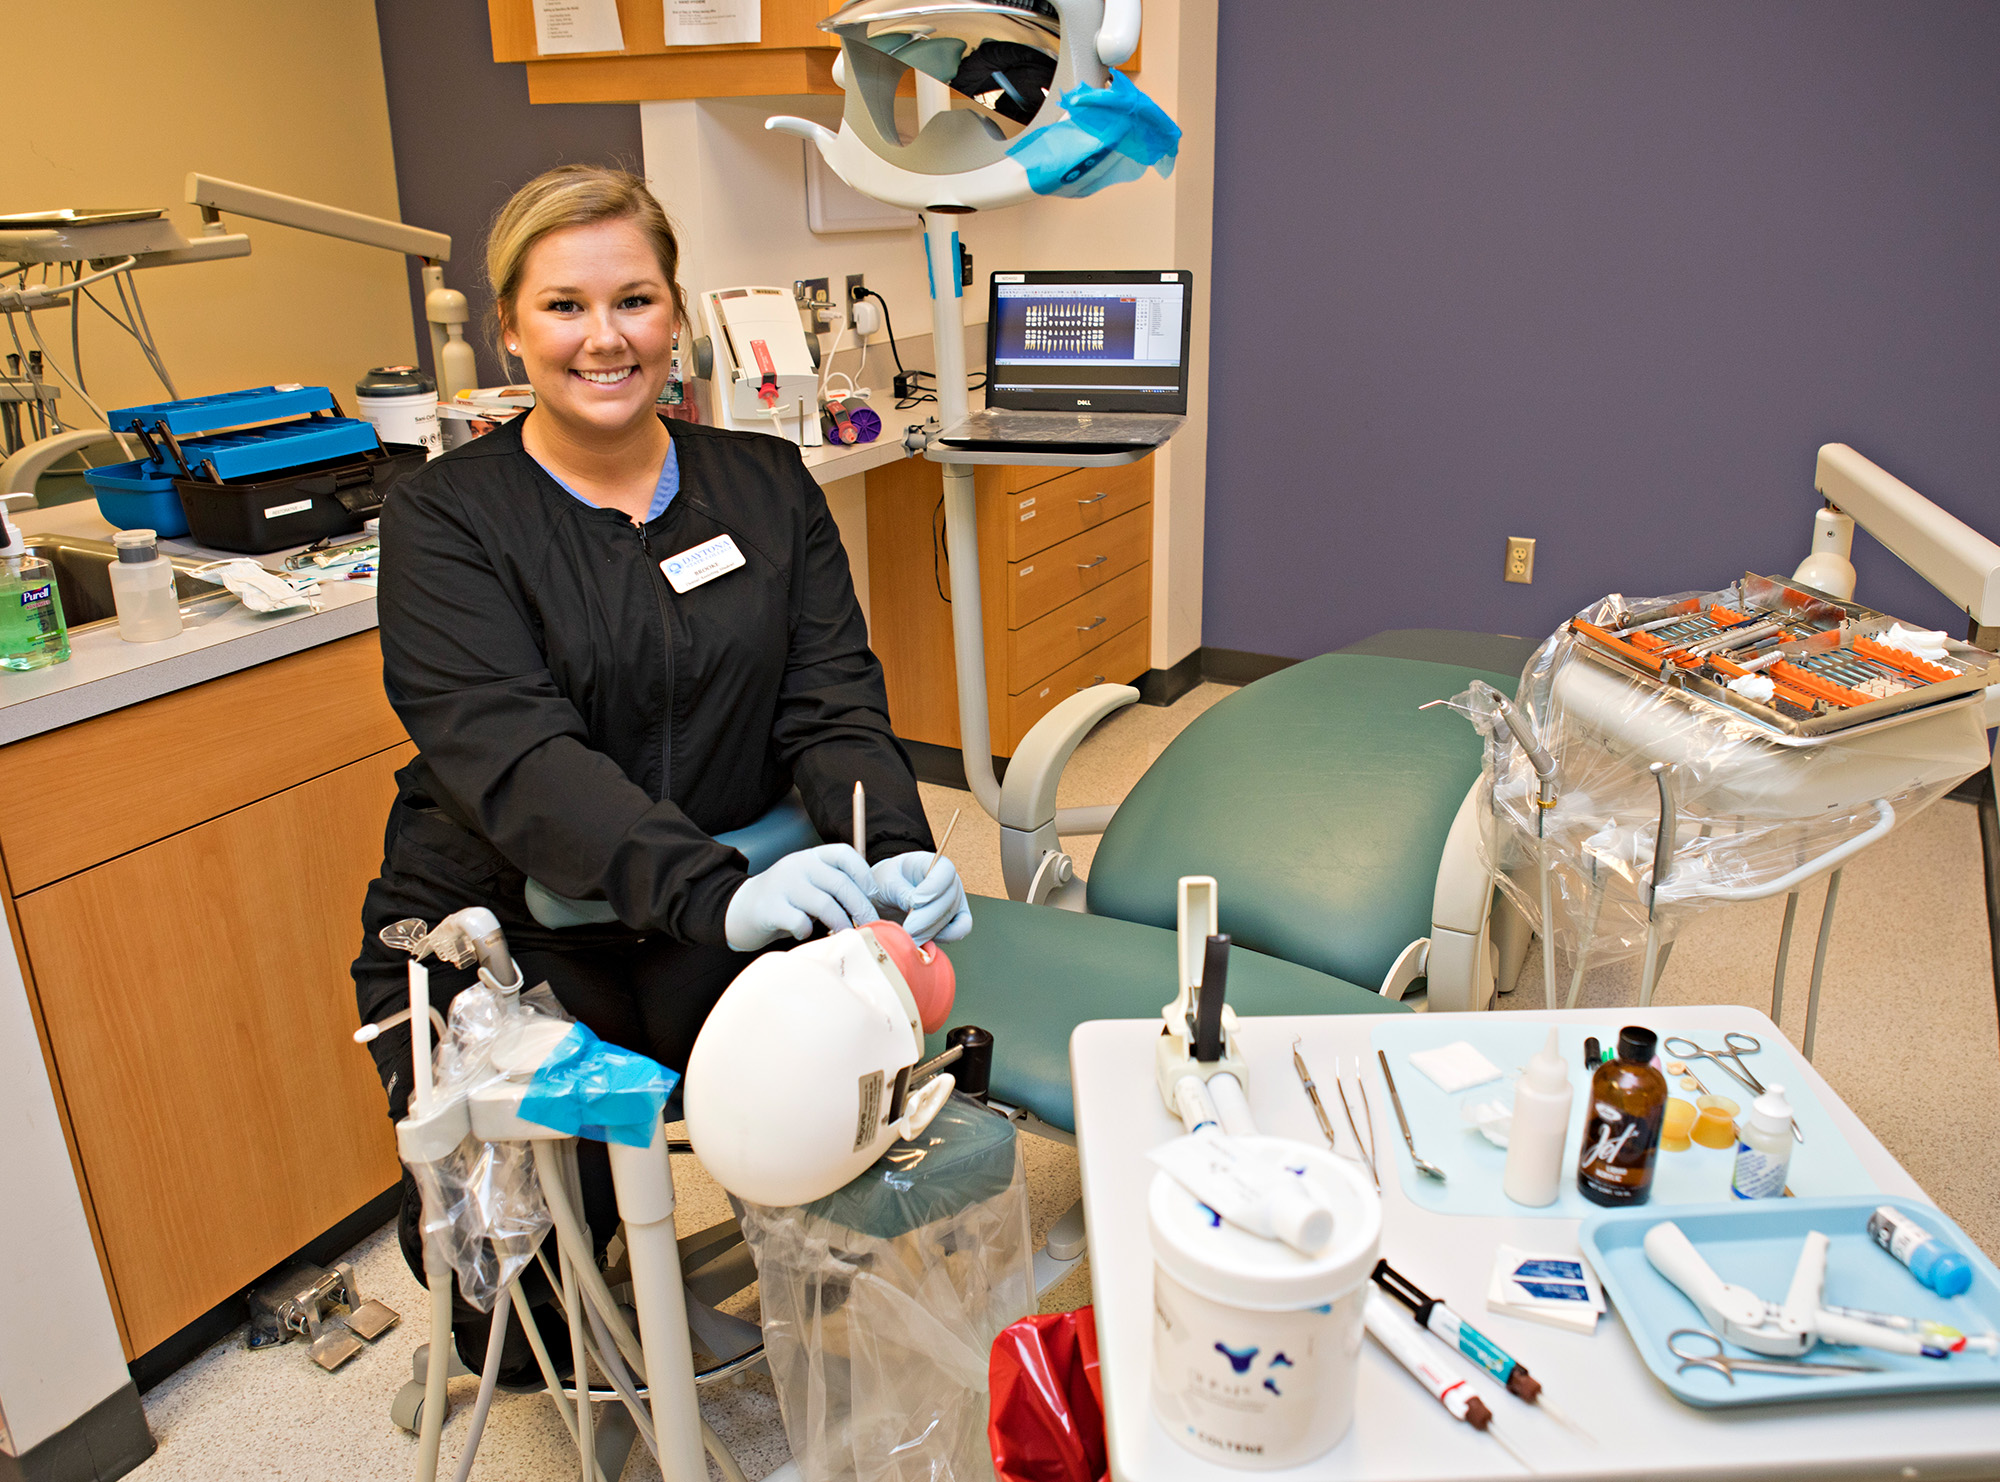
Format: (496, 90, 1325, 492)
(985, 270, 1193, 414)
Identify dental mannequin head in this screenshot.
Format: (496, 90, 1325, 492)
(487, 167, 686, 445)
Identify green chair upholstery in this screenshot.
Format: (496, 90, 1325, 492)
(931, 894, 1406, 1135)
(1083, 631, 1532, 993)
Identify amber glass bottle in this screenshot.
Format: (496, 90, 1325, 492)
(1576, 1026, 1668, 1206)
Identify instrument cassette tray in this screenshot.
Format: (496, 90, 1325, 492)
(1570, 573, 1999, 740)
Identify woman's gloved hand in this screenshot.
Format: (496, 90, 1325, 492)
(870, 852, 973, 944)
(725, 843, 880, 951)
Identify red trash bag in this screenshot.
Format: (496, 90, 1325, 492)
(989, 1308, 1108, 1482)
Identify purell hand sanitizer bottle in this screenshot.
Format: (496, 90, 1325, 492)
(0, 505, 70, 670)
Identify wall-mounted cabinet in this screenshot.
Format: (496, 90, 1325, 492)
(488, 0, 1137, 104)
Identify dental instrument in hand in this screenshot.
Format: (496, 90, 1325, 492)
(1371, 1261, 1593, 1441)
(1364, 1291, 1534, 1472)
(853, 780, 866, 853)
(1378, 1050, 1447, 1182)
(932, 806, 961, 863)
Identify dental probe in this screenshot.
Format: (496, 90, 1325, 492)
(933, 807, 962, 863)
(1371, 1262, 1592, 1441)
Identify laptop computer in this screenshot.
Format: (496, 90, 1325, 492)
(934, 269, 1193, 455)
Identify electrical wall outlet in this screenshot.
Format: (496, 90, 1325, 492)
(845, 274, 867, 331)
(794, 278, 832, 329)
(1505, 536, 1536, 584)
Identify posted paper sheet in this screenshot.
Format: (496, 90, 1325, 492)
(533, 0, 625, 54)
(664, 0, 760, 46)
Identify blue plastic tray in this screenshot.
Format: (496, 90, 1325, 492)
(83, 458, 191, 537)
(1369, 1019, 1877, 1217)
(107, 385, 336, 437)
(170, 417, 380, 481)
(1581, 1196, 2000, 1408)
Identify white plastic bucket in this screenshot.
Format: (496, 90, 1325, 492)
(1149, 1137, 1380, 1469)
(355, 366, 443, 459)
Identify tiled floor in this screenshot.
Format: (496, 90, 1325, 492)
(129, 679, 1999, 1479)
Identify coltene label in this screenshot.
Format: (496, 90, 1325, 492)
(854, 1069, 883, 1151)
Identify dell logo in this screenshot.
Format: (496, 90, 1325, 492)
(1077, 398, 1092, 406)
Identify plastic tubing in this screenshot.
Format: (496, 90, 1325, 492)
(449, 1284, 514, 1482)
(415, 1262, 453, 1482)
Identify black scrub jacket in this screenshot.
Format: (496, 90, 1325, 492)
(353, 413, 932, 1086)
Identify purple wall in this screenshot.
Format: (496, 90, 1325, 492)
(1205, 1, 2000, 657)
(374, 0, 643, 389)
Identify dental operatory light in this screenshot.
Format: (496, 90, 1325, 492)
(184, 174, 475, 401)
(769, 0, 1146, 214)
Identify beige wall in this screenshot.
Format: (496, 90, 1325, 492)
(637, 0, 1219, 668)
(6, 0, 415, 421)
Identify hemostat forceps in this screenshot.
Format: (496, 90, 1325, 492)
(1662, 1032, 1802, 1142)
(1667, 1329, 1877, 1384)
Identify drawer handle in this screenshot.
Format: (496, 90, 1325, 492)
(1076, 615, 1106, 633)
(1077, 555, 1107, 571)
(1074, 675, 1106, 691)
(1077, 492, 1109, 506)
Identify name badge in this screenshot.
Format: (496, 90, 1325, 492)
(661, 534, 745, 593)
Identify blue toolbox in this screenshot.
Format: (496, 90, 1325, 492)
(91, 385, 425, 553)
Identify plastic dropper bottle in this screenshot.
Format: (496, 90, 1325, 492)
(0, 503, 69, 670)
(1868, 1206, 1973, 1297)
(1504, 1028, 1573, 1207)
(1730, 1085, 1794, 1199)
(110, 528, 184, 642)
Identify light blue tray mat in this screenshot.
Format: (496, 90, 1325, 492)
(1581, 1196, 2000, 1408)
(1367, 1019, 1877, 1218)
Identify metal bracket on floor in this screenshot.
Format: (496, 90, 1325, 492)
(246, 1259, 401, 1371)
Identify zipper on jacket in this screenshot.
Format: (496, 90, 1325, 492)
(638, 521, 674, 798)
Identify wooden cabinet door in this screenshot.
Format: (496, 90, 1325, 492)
(18, 744, 412, 1355)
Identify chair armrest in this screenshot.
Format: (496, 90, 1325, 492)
(998, 684, 1139, 832)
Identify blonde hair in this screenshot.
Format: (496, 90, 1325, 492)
(486, 165, 686, 351)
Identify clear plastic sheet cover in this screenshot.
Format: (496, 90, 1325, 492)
(1442, 592, 1991, 969)
(735, 1095, 1035, 1482)
(406, 982, 564, 1311)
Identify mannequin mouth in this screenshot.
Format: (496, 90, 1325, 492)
(572, 366, 637, 387)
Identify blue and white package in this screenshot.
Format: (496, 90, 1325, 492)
(1489, 1244, 1606, 1333)
(518, 1021, 679, 1147)
(1005, 69, 1181, 199)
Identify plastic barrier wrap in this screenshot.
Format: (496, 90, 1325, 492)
(736, 1094, 1035, 1482)
(988, 1309, 1106, 1482)
(1446, 591, 1991, 969)
(405, 981, 568, 1311)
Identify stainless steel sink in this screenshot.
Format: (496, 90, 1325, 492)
(22, 533, 234, 633)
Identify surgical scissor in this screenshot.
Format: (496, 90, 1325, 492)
(1667, 1329, 1877, 1384)
(1661, 1032, 1802, 1142)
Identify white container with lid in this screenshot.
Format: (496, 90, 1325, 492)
(355, 365, 443, 459)
(1149, 1136, 1381, 1470)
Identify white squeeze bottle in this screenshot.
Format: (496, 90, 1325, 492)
(1731, 1085, 1793, 1199)
(1503, 1028, 1573, 1207)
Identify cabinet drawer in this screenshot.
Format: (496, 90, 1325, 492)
(19, 744, 409, 1354)
(1007, 563, 1150, 694)
(999, 457, 1152, 562)
(0, 632, 406, 891)
(1005, 506, 1151, 629)
(1005, 618, 1150, 750)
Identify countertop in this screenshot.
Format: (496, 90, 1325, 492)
(0, 429, 917, 746)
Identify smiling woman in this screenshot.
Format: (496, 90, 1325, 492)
(353, 165, 970, 1379)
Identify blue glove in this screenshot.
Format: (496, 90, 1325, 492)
(725, 843, 879, 951)
(870, 851, 972, 945)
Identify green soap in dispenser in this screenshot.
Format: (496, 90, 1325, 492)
(0, 504, 71, 670)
